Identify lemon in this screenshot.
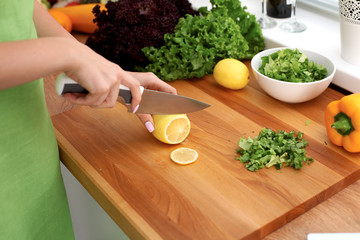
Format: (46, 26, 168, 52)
(213, 58, 249, 90)
(170, 147, 198, 165)
(152, 114, 191, 144)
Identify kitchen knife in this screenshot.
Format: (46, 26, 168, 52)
(55, 73, 210, 114)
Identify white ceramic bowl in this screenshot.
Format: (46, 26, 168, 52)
(251, 47, 336, 103)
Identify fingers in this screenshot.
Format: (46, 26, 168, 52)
(63, 78, 120, 108)
(62, 49, 173, 117)
(119, 72, 142, 113)
(63, 70, 143, 110)
(128, 72, 177, 95)
(153, 79, 177, 95)
(136, 113, 155, 133)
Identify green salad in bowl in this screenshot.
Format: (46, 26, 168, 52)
(258, 48, 328, 83)
(251, 47, 336, 103)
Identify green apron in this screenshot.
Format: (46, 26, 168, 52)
(0, 1, 74, 239)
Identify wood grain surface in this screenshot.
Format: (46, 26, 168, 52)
(49, 62, 360, 240)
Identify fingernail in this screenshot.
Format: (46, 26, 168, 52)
(132, 104, 139, 113)
(145, 121, 154, 133)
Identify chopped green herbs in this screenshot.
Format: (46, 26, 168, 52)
(305, 120, 311, 126)
(258, 49, 328, 83)
(236, 128, 314, 172)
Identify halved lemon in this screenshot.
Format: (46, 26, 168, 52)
(152, 114, 190, 144)
(170, 147, 198, 165)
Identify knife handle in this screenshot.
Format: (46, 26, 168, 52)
(55, 73, 144, 104)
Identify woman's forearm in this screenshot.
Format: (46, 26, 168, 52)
(0, 37, 81, 90)
(0, 1, 157, 112)
(0, 1, 81, 90)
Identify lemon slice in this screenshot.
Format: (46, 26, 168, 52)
(152, 114, 190, 144)
(213, 58, 249, 90)
(170, 147, 198, 165)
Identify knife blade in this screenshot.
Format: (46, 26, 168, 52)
(55, 73, 210, 114)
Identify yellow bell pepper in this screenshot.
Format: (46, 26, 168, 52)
(325, 93, 360, 153)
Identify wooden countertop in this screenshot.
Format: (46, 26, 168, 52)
(44, 34, 360, 240)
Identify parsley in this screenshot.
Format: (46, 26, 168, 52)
(258, 49, 327, 83)
(236, 128, 314, 172)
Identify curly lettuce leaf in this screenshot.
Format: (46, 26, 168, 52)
(209, 0, 264, 58)
(137, 0, 264, 81)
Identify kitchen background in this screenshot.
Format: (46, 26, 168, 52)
(58, 0, 359, 239)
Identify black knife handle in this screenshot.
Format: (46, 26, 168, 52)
(55, 73, 143, 104)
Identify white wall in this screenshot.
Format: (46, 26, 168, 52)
(60, 163, 130, 240)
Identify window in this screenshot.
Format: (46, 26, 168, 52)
(298, 0, 339, 13)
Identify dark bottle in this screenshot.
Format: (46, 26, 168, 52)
(266, 0, 292, 19)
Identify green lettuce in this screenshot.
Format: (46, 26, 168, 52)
(137, 0, 265, 81)
(258, 48, 328, 83)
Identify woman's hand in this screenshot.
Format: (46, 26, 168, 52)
(62, 41, 142, 112)
(128, 72, 177, 132)
(61, 40, 177, 133)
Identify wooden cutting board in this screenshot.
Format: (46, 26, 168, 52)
(52, 61, 360, 240)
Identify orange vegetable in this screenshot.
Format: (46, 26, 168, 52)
(49, 3, 106, 34)
(49, 10, 72, 33)
(324, 93, 360, 153)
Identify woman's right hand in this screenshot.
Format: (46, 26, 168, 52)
(62, 40, 142, 112)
